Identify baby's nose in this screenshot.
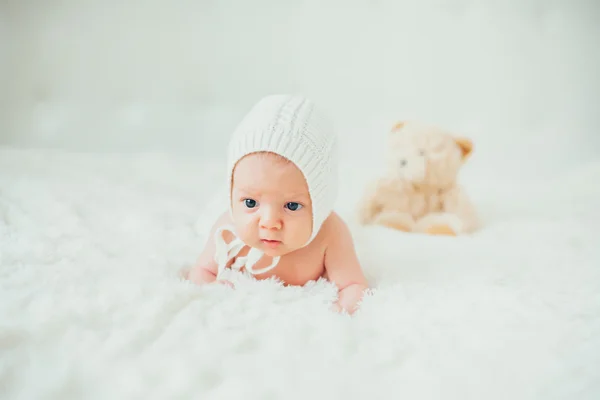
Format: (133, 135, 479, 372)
(260, 208, 282, 230)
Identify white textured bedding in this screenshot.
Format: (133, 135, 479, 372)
(1, 147, 599, 399)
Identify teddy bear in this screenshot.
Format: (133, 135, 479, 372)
(357, 120, 479, 236)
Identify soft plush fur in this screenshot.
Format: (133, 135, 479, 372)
(3, 147, 599, 399)
(358, 121, 479, 235)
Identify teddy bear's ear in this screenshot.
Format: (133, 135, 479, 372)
(390, 121, 406, 133)
(455, 137, 473, 160)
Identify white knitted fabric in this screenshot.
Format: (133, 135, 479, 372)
(227, 94, 338, 245)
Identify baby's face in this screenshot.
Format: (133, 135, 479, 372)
(230, 152, 313, 257)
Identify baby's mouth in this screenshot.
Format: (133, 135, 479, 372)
(261, 239, 282, 248)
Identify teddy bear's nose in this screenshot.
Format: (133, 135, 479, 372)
(400, 159, 407, 167)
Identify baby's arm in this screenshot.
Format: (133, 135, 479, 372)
(188, 211, 233, 286)
(323, 213, 369, 314)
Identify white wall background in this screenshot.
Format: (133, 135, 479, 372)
(1, 0, 599, 178)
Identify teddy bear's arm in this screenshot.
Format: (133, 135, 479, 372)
(412, 187, 478, 235)
(358, 178, 416, 231)
(414, 186, 477, 235)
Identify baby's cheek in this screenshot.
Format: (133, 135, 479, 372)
(304, 215, 313, 237)
(230, 212, 249, 234)
(235, 228, 254, 248)
(292, 214, 313, 243)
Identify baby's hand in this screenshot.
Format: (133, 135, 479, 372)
(214, 279, 234, 288)
(188, 266, 234, 288)
(330, 302, 343, 313)
(322, 214, 369, 315)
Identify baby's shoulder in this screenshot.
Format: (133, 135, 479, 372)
(319, 211, 353, 243)
(204, 210, 235, 241)
(215, 210, 233, 225)
(322, 211, 345, 229)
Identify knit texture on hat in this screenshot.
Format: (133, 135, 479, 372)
(227, 94, 338, 245)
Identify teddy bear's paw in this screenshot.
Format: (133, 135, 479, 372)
(382, 221, 411, 232)
(415, 212, 463, 236)
(425, 224, 457, 236)
(373, 212, 415, 232)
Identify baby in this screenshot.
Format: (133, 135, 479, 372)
(187, 94, 368, 314)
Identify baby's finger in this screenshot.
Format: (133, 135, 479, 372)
(330, 302, 343, 313)
(216, 279, 235, 288)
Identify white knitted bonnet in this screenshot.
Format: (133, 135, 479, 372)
(226, 94, 338, 245)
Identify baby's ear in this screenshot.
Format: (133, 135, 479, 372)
(454, 137, 473, 160)
(390, 121, 406, 133)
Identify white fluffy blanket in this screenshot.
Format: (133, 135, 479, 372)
(1, 148, 599, 400)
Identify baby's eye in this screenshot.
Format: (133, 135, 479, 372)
(285, 202, 302, 211)
(244, 199, 257, 208)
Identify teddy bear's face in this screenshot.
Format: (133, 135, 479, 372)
(385, 122, 472, 188)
